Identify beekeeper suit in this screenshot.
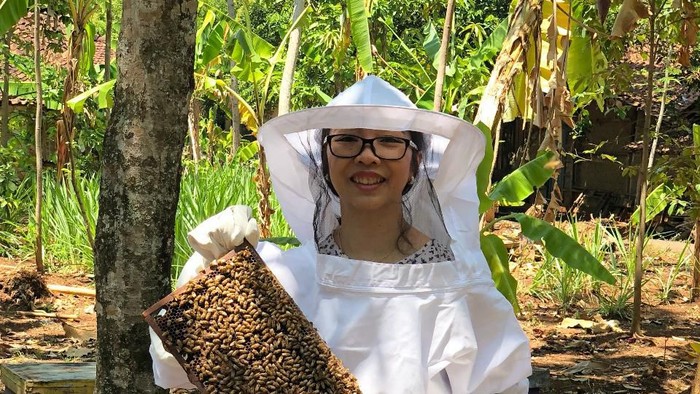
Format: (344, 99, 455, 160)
(149, 76, 532, 393)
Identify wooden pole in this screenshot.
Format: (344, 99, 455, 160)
(47, 283, 96, 297)
(33, 2, 44, 274)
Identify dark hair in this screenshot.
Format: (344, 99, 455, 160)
(317, 128, 428, 255)
(320, 128, 425, 196)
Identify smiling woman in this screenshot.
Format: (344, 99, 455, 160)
(150, 76, 532, 393)
(319, 127, 440, 263)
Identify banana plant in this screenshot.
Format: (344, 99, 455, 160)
(475, 122, 615, 312)
(346, 0, 373, 75)
(0, 0, 29, 36)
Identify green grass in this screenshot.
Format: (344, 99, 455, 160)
(3, 162, 293, 278)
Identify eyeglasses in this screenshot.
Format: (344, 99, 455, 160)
(325, 134, 418, 160)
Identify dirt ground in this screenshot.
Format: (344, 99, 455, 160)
(0, 226, 698, 393)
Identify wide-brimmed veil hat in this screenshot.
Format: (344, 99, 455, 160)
(259, 75, 486, 257)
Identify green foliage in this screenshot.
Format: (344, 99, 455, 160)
(66, 79, 115, 113)
(652, 124, 700, 221)
(514, 213, 615, 284)
(38, 174, 98, 271)
(174, 162, 293, 277)
(630, 182, 686, 226)
(477, 137, 614, 308)
(475, 122, 494, 214)
(527, 217, 649, 318)
(481, 233, 519, 312)
(4, 164, 293, 276)
(655, 238, 691, 303)
(0, 0, 29, 36)
(591, 222, 646, 320)
(488, 151, 556, 206)
(347, 0, 372, 74)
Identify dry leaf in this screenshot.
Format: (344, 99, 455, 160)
(561, 317, 595, 329)
(611, 0, 651, 38)
(677, 0, 698, 66)
(564, 360, 611, 375)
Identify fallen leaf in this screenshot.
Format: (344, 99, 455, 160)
(561, 317, 595, 329)
(62, 321, 96, 343)
(564, 360, 611, 375)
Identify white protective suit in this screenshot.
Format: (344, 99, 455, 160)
(150, 76, 532, 393)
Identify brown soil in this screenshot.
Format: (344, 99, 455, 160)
(0, 225, 698, 393)
(0, 257, 97, 392)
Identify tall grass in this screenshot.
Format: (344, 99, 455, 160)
(37, 174, 99, 272)
(0, 177, 34, 258)
(529, 218, 598, 309)
(172, 162, 293, 277)
(528, 217, 652, 319)
(6, 163, 293, 277)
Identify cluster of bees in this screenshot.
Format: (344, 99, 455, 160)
(148, 246, 362, 393)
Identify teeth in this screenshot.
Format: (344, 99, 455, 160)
(352, 176, 383, 185)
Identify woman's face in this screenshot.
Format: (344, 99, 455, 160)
(325, 128, 416, 212)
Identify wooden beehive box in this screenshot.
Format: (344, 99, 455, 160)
(0, 362, 95, 394)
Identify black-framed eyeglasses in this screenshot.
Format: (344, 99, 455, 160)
(324, 134, 418, 160)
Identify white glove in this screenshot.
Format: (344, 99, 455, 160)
(187, 205, 259, 262)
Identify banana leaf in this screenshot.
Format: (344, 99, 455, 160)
(475, 122, 494, 214)
(346, 0, 373, 74)
(196, 10, 225, 69)
(513, 213, 615, 284)
(0, 0, 28, 36)
(481, 233, 519, 313)
(66, 79, 116, 113)
(488, 150, 555, 205)
(630, 183, 686, 225)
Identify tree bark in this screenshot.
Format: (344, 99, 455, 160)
(278, 0, 305, 116)
(2, 29, 13, 147)
(105, 0, 112, 82)
(693, 352, 700, 394)
(93, 1, 198, 392)
(226, 0, 241, 159)
(433, 0, 455, 111)
(692, 220, 700, 301)
(33, 3, 44, 274)
(188, 96, 202, 162)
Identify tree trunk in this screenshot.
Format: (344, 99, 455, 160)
(230, 77, 241, 158)
(692, 220, 700, 301)
(278, 0, 305, 116)
(433, 0, 455, 111)
(2, 29, 12, 147)
(631, 2, 656, 335)
(226, 0, 241, 160)
(105, 0, 112, 82)
(188, 96, 202, 163)
(33, 2, 44, 274)
(693, 352, 700, 394)
(93, 1, 198, 392)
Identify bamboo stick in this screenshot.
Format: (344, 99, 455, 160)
(16, 310, 79, 319)
(47, 284, 96, 297)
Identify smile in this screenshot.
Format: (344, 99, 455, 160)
(351, 175, 385, 185)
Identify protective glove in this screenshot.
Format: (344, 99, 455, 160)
(187, 205, 259, 260)
(181, 205, 259, 277)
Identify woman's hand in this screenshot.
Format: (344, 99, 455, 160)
(183, 205, 259, 276)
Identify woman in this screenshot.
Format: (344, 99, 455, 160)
(150, 76, 531, 393)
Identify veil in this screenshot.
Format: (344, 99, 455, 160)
(258, 76, 486, 260)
